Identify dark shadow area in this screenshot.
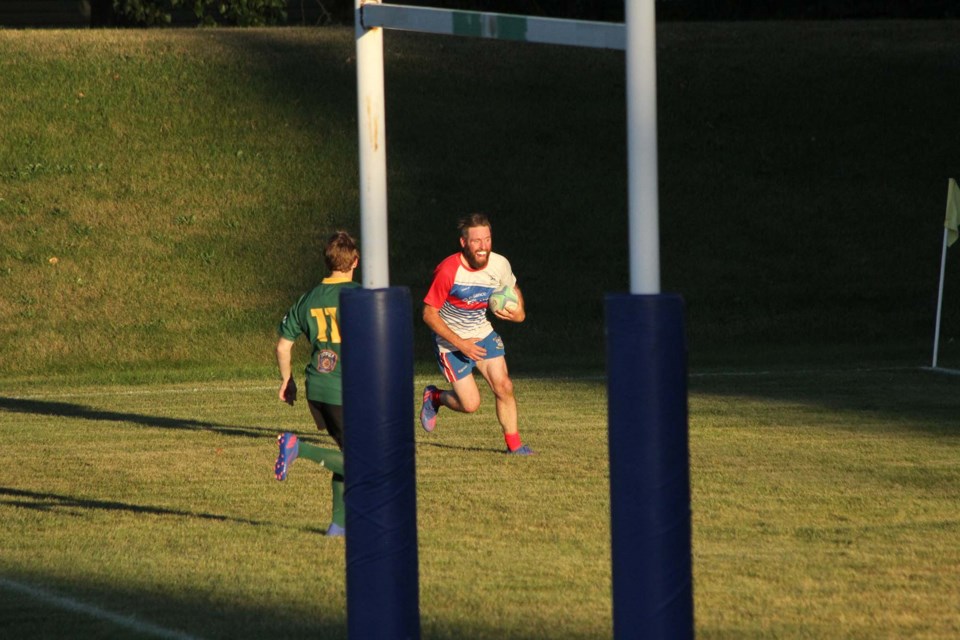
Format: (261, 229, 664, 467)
(0, 397, 272, 439)
(0, 561, 603, 640)
(0, 487, 326, 534)
(689, 366, 960, 438)
(0, 567, 346, 640)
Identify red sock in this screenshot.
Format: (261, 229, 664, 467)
(431, 388, 442, 408)
(504, 432, 522, 452)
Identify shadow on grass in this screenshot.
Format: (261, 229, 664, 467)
(1, 564, 580, 640)
(688, 365, 960, 438)
(0, 565, 586, 640)
(0, 487, 326, 535)
(0, 396, 271, 439)
(0, 567, 346, 640)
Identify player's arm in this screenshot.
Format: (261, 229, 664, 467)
(492, 285, 526, 323)
(276, 336, 297, 405)
(423, 304, 487, 361)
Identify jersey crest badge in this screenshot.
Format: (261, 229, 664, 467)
(317, 350, 338, 373)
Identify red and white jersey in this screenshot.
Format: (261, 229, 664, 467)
(424, 251, 517, 353)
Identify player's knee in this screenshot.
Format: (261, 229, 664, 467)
(492, 377, 514, 399)
(460, 397, 481, 413)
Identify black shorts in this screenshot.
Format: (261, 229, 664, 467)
(308, 400, 344, 449)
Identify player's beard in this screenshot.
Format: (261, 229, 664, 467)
(462, 247, 489, 270)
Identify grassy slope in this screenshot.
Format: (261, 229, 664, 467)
(3, 22, 960, 381)
(655, 21, 960, 364)
(0, 29, 360, 380)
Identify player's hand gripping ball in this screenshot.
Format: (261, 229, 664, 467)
(488, 285, 519, 313)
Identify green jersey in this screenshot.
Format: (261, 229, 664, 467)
(278, 276, 360, 404)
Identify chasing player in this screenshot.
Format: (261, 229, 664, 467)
(273, 231, 360, 537)
(419, 213, 535, 455)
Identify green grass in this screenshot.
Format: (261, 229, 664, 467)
(2, 370, 959, 638)
(691, 368, 960, 638)
(0, 28, 360, 377)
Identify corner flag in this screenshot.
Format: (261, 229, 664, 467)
(946, 178, 960, 247)
(933, 178, 960, 368)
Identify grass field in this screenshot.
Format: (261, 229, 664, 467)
(2, 369, 959, 638)
(4, 18, 960, 640)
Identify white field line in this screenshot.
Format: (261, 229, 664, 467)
(1, 383, 277, 400)
(921, 366, 960, 376)
(689, 365, 916, 378)
(0, 577, 202, 640)
(0, 366, 920, 402)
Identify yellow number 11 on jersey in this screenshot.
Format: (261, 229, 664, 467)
(311, 307, 342, 343)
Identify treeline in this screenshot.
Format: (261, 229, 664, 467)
(659, 0, 960, 19)
(89, 1, 622, 26)
(418, 0, 960, 20)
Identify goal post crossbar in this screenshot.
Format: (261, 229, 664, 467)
(360, 3, 626, 50)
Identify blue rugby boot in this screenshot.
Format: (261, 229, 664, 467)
(506, 444, 536, 456)
(420, 385, 440, 432)
(274, 432, 299, 481)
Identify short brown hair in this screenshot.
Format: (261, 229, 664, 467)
(457, 212, 491, 239)
(325, 230, 359, 272)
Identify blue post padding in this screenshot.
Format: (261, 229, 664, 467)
(606, 293, 693, 640)
(341, 287, 420, 640)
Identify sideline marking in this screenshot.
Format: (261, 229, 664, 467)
(0, 576, 201, 640)
(690, 365, 915, 378)
(1, 366, 923, 401)
(1, 383, 276, 400)
(921, 366, 960, 376)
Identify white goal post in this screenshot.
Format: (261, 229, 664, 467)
(348, 3, 690, 640)
(354, 0, 660, 295)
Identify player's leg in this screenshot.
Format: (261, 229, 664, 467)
(475, 355, 534, 455)
(421, 348, 481, 431)
(304, 402, 345, 472)
(292, 440, 344, 475)
(420, 372, 482, 431)
(474, 356, 517, 435)
(446, 373, 481, 412)
(274, 404, 347, 533)
(276, 433, 345, 534)
(307, 401, 346, 536)
(277, 402, 345, 475)
(327, 478, 345, 537)
(275, 399, 344, 480)
(310, 402, 345, 536)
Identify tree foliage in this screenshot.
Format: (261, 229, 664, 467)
(110, 0, 287, 26)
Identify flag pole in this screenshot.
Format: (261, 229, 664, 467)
(933, 229, 949, 368)
(933, 178, 960, 368)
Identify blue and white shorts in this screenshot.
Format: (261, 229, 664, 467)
(433, 331, 505, 382)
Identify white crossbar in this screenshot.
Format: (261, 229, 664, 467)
(361, 3, 626, 50)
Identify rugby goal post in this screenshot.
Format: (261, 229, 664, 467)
(342, 2, 693, 639)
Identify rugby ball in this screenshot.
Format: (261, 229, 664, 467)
(488, 285, 519, 313)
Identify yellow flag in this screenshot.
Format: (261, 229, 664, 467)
(947, 178, 960, 247)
